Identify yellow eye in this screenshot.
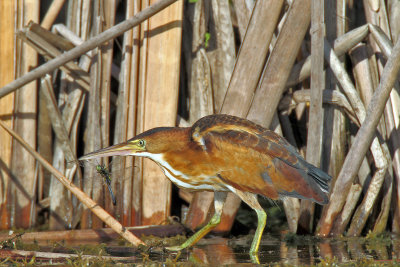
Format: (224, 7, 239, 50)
(138, 139, 146, 147)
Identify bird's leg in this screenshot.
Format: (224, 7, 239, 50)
(166, 191, 228, 251)
(234, 190, 266, 263)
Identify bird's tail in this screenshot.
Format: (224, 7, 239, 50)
(306, 163, 332, 204)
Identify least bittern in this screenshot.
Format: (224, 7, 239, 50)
(80, 114, 331, 257)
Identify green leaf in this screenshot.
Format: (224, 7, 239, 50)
(204, 32, 211, 48)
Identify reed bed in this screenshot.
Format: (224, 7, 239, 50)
(0, 0, 399, 246)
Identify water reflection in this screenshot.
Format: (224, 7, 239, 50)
(2, 232, 399, 265)
(162, 233, 400, 265)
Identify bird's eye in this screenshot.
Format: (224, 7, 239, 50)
(138, 139, 146, 147)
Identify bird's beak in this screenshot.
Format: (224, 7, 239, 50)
(79, 141, 137, 161)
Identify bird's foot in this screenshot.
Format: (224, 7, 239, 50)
(249, 252, 260, 265)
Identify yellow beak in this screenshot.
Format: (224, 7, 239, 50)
(79, 141, 136, 161)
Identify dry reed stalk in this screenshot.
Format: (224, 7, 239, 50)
(292, 90, 357, 124)
(325, 39, 387, 160)
(279, 107, 302, 232)
(231, 0, 253, 41)
(330, 184, 362, 235)
(40, 76, 79, 165)
(349, 42, 393, 234)
(40, 77, 83, 222)
(350, 44, 375, 105)
(329, 146, 372, 235)
(0, 0, 179, 99)
(348, 3, 396, 234)
(51, 87, 85, 230)
(185, 0, 214, 122)
(321, 0, 347, 206)
(210, 0, 284, 233)
(318, 35, 400, 236)
(126, 1, 141, 227)
(0, 0, 15, 230)
(272, 117, 301, 233)
(369, 24, 395, 58)
(140, 0, 183, 225)
(93, 0, 116, 222)
(287, 24, 369, 87)
(207, 0, 235, 111)
(241, 0, 312, 232)
(247, 0, 311, 127)
(30, 23, 75, 51)
(277, 110, 297, 147)
(83, 22, 104, 228)
(113, 0, 141, 226)
(10, 0, 39, 229)
(37, 89, 53, 204)
(68, 0, 90, 230)
(372, 145, 393, 234)
(183, 0, 238, 233)
(389, 1, 400, 41)
(318, 41, 388, 236)
(369, 23, 400, 235)
(184, 191, 214, 231)
(41, 76, 84, 230)
(182, 0, 215, 232)
(49, 1, 92, 230)
(282, 198, 301, 233)
(0, 120, 145, 246)
(338, 43, 376, 230)
(221, 0, 283, 117)
(135, 0, 150, 227)
(371, 5, 400, 233)
(41, 0, 67, 30)
(52, 24, 93, 73)
(17, 24, 90, 90)
(298, 0, 325, 234)
(53, 24, 87, 47)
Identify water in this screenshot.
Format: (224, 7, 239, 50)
(181, 233, 400, 265)
(1, 232, 399, 265)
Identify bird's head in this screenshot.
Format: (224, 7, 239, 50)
(79, 127, 189, 161)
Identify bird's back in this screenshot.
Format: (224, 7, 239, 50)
(191, 114, 331, 204)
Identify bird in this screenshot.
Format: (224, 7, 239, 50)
(79, 114, 331, 258)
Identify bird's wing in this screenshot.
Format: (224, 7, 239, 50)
(191, 115, 329, 204)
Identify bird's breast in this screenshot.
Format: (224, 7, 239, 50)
(142, 152, 228, 191)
